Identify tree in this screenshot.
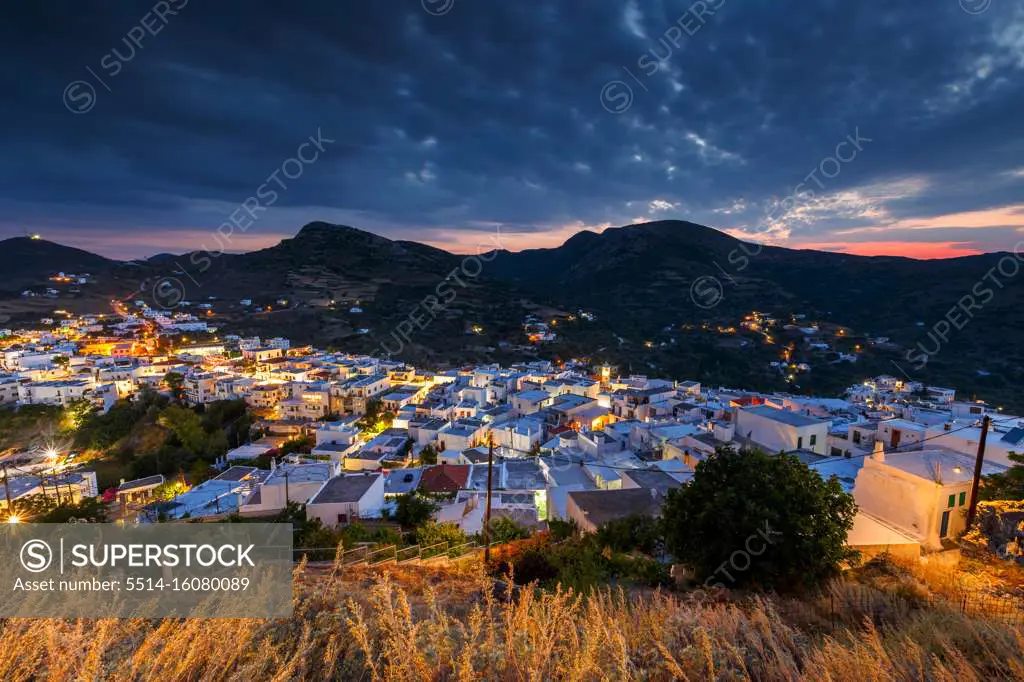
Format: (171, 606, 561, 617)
(163, 371, 186, 403)
(280, 436, 314, 456)
(981, 452, 1024, 500)
(158, 405, 207, 455)
(419, 443, 439, 466)
(485, 516, 531, 544)
(393, 493, 438, 528)
(662, 446, 857, 591)
(36, 497, 108, 523)
(415, 521, 467, 547)
(596, 513, 662, 554)
(188, 459, 212, 485)
(357, 398, 393, 434)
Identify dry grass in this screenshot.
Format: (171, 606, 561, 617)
(1, 560, 1023, 681)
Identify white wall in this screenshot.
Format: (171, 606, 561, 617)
(735, 410, 829, 454)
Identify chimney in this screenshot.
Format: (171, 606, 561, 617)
(872, 440, 885, 462)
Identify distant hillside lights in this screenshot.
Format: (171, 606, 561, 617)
(377, 231, 504, 359)
(906, 241, 1024, 369)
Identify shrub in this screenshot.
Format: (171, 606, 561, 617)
(662, 446, 857, 591)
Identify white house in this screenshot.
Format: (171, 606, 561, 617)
(306, 472, 386, 526)
(876, 418, 927, 451)
(512, 389, 553, 415)
(734, 405, 829, 455)
(924, 420, 1024, 469)
(852, 444, 1006, 550)
(17, 378, 94, 406)
(239, 463, 334, 515)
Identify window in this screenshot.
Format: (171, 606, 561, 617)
(947, 494, 956, 508)
(852, 431, 861, 444)
(810, 435, 817, 447)
(959, 492, 967, 506)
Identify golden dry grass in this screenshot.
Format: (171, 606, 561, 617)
(1, 560, 1023, 681)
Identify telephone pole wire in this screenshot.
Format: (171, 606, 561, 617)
(483, 436, 495, 563)
(965, 415, 991, 531)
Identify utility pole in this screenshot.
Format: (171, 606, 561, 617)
(2, 463, 12, 512)
(483, 435, 494, 563)
(965, 415, 991, 531)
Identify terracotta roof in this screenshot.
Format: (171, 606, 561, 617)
(418, 463, 471, 493)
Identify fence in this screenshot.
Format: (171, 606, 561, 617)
(954, 591, 1024, 625)
(293, 540, 483, 567)
(775, 583, 1024, 631)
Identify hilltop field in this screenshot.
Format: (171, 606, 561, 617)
(2, 555, 1023, 681)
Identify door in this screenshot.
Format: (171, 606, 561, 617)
(891, 429, 901, 448)
(939, 511, 951, 538)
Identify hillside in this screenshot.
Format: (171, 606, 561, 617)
(1, 561, 1021, 680)
(0, 237, 116, 292)
(127, 223, 539, 364)
(2, 220, 1021, 406)
(486, 220, 1024, 403)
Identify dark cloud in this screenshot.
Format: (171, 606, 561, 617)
(1, 0, 1022, 258)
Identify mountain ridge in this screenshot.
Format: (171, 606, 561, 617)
(1, 220, 1020, 412)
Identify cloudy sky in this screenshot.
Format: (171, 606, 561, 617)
(2, 0, 1023, 259)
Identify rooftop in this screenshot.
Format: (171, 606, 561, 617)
(567, 488, 664, 527)
(419, 463, 471, 493)
(742, 405, 825, 428)
(309, 473, 382, 504)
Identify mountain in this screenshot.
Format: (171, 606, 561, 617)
(486, 220, 1023, 404)
(0, 237, 117, 292)
(490, 219, 1018, 336)
(123, 222, 540, 363)
(2, 221, 1020, 408)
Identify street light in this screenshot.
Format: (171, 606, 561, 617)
(7, 515, 20, 524)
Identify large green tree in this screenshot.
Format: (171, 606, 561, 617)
(662, 446, 857, 591)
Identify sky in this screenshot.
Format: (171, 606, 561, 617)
(1, 0, 1023, 260)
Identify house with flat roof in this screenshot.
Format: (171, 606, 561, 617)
(115, 474, 165, 504)
(306, 472, 385, 526)
(566, 487, 664, 533)
(852, 444, 1007, 549)
(239, 462, 334, 515)
(734, 405, 830, 455)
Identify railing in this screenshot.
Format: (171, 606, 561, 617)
(396, 545, 421, 563)
(293, 539, 487, 566)
(340, 545, 370, 566)
(420, 541, 449, 561)
(447, 542, 477, 559)
(367, 545, 397, 565)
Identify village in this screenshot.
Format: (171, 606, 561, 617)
(1, 295, 1022, 566)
